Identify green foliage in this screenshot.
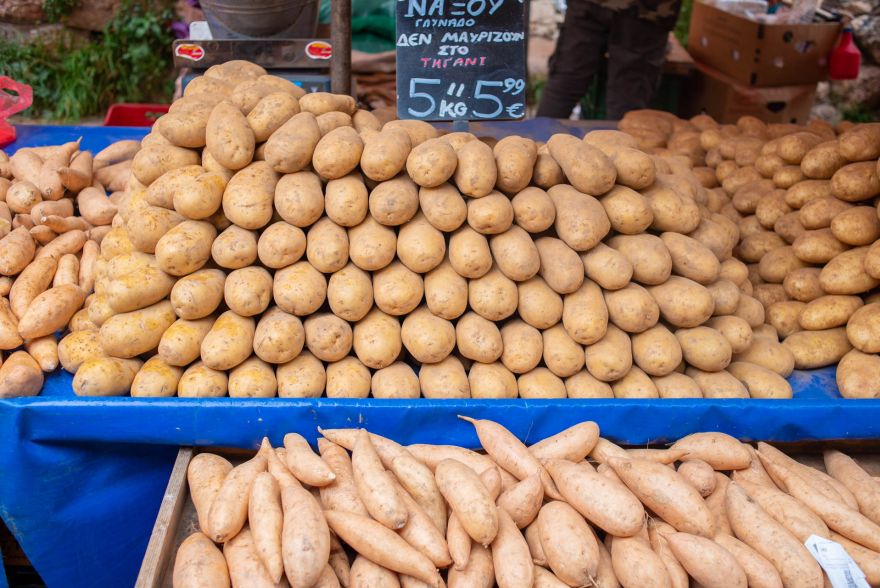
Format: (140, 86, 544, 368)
(674, 0, 693, 47)
(840, 104, 878, 123)
(42, 0, 80, 22)
(0, 0, 174, 121)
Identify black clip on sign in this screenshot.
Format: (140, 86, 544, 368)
(395, 0, 528, 124)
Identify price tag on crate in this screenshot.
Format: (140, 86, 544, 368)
(395, 0, 527, 121)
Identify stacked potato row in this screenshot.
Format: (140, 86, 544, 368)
(174, 419, 880, 588)
(56, 60, 814, 399)
(680, 115, 880, 399)
(0, 139, 139, 397)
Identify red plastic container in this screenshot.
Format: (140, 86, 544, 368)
(103, 103, 170, 126)
(0, 77, 34, 147)
(829, 26, 862, 81)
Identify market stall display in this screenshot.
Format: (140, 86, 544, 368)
(3, 59, 876, 401)
(149, 418, 880, 588)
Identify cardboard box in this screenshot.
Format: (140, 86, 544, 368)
(683, 62, 816, 123)
(688, 1, 840, 86)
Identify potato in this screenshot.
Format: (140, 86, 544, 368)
(401, 306, 455, 364)
(326, 356, 371, 398)
(177, 361, 228, 397)
(419, 356, 470, 399)
(131, 356, 183, 397)
(274, 261, 327, 316)
(631, 324, 682, 377)
(782, 327, 852, 369)
(456, 312, 502, 363)
(643, 183, 702, 234)
(736, 231, 786, 263)
(205, 100, 255, 170)
(199, 310, 255, 370)
(800, 197, 851, 231)
(591, 143, 656, 190)
(584, 324, 632, 382)
(609, 366, 656, 398)
(547, 184, 611, 251)
(277, 351, 325, 398)
(798, 295, 862, 331)
(247, 91, 300, 142)
(782, 181, 830, 212)
(597, 185, 652, 235)
(131, 145, 200, 186)
(384, 119, 438, 147)
(254, 221, 305, 269)
(494, 136, 538, 193)
(171, 269, 225, 319)
(373, 261, 423, 316)
(306, 217, 349, 273)
(295, 91, 354, 115)
(419, 183, 467, 232)
(348, 216, 397, 271)
(606, 234, 671, 286)
(468, 361, 518, 399)
(303, 313, 352, 362)
(313, 126, 364, 180)
(536, 237, 585, 294)
(488, 225, 540, 282)
(211, 225, 257, 270)
(836, 349, 880, 399)
(783, 267, 823, 302)
(754, 189, 791, 228)
(727, 361, 792, 399)
(221, 161, 278, 230)
(689, 217, 735, 261)
(547, 134, 615, 195)
(406, 138, 457, 188)
(58, 329, 106, 373)
(454, 139, 496, 198)
(316, 111, 352, 135)
(369, 174, 419, 226)
(157, 317, 214, 367)
(448, 226, 492, 279)
(353, 309, 401, 369)
(792, 228, 848, 264)
(732, 179, 774, 214)
(264, 112, 321, 174)
(676, 326, 733, 372)
(423, 260, 467, 320)
(845, 303, 880, 353)
(397, 214, 446, 273)
(224, 266, 272, 317)
(361, 128, 412, 182)
(722, 166, 762, 195)
(820, 246, 879, 294)
(707, 279, 741, 316)
(831, 161, 880, 202)
(801, 140, 847, 179)
(649, 277, 714, 328)
(467, 192, 513, 235)
(517, 276, 563, 329)
(468, 267, 517, 321)
(542, 324, 585, 378)
(146, 165, 203, 209)
(499, 320, 543, 374)
(580, 243, 633, 291)
(831, 206, 880, 246)
(323, 173, 368, 228)
(372, 361, 420, 399)
(326, 263, 372, 323)
(72, 356, 141, 396)
(252, 306, 304, 365)
(603, 283, 659, 334)
(153, 220, 216, 276)
(773, 165, 805, 189)
(511, 187, 555, 233)
(95, 299, 174, 358)
(125, 204, 185, 254)
(684, 368, 748, 398)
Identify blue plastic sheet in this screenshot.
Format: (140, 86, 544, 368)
(2, 125, 880, 588)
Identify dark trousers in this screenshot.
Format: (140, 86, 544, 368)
(536, 1, 673, 120)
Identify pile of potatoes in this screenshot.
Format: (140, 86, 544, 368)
(680, 115, 880, 399)
(174, 418, 880, 588)
(0, 138, 139, 397)
(53, 59, 809, 400)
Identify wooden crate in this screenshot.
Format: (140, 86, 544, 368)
(135, 447, 253, 588)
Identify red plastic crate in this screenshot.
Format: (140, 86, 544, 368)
(103, 103, 170, 127)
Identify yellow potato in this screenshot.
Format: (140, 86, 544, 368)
(158, 317, 214, 367)
(369, 175, 419, 226)
(494, 136, 538, 193)
(265, 112, 321, 174)
(511, 186, 555, 233)
(348, 215, 397, 271)
(418, 183, 467, 233)
(205, 100, 255, 170)
(547, 134, 615, 195)
(468, 267, 518, 321)
(604, 283, 660, 334)
(200, 310, 256, 370)
(277, 351, 325, 398)
(782, 327, 852, 369)
(406, 138, 457, 188)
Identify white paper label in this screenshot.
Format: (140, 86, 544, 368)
(805, 534, 869, 588)
(189, 21, 212, 41)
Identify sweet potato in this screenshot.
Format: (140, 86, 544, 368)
(824, 449, 880, 525)
(352, 429, 408, 529)
(173, 531, 230, 588)
(392, 480, 452, 568)
(609, 532, 671, 588)
(496, 474, 543, 529)
(435, 458, 498, 546)
(536, 501, 599, 586)
(223, 528, 279, 588)
(447, 543, 493, 588)
(248, 472, 284, 583)
(349, 556, 399, 588)
(714, 533, 783, 588)
(281, 482, 331, 588)
(447, 513, 471, 571)
(283, 433, 335, 487)
(667, 532, 746, 588)
(528, 421, 599, 463)
(491, 507, 534, 588)
(390, 454, 447, 535)
(733, 479, 829, 541)
(187, 452, 233, 536)
(669, 432, 751, 470)
(647, 520, 688, 588)
(207, 453, 268, 543)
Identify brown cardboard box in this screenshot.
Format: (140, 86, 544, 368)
(683, 62, 816, 123)
(688, 1, 840, 86)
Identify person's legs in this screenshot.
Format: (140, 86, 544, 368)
(536, 2, 610, 119)
(605, 11, 673, 119)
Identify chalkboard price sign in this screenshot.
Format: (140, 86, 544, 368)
(395, 0, 527, 122)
